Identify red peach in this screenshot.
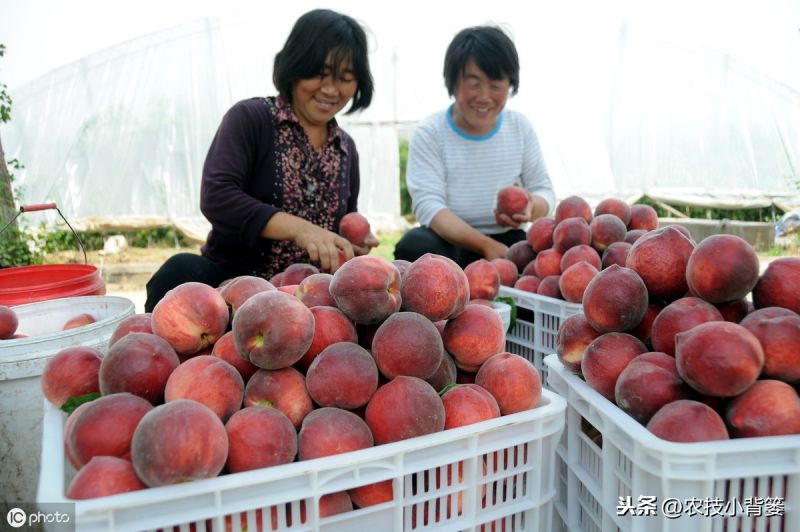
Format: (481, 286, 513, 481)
(99, 332, 180, 404)
(165, 355, 244, 422)
(625, 226, 695, 303)
(298, 407, 373, 460)
(556, 314, 603, 374)
(740, 306, 798, 325)
(496, 185, 529, 216)
(601, 241, 632, 269)
(594, 198, 631, 225)
(41, 346, 103, 407)
(349, 480, 394, 508)
(66, 456, 146, 500)
(560, 244, 601, 271)
(646, 400, 729, 442)
(558, 262, 599, 304)
(582, 265, 648, 333)
(339, 212, 371, 246)
(441, 384, 501, 429)
(211, 331, 259, 383)
(513, 275, 541, 293)
(581, 332, 647, 402)
(269, 271, 287, 287)
(63, 402, 92, 469)
(507, 241, 536, 272)
(68, 392, 153, 467)
(218, 275, 275, 314)
(475, 352, 542, 414)
(307, 342, 379, 409)
(330, 255, 402, 324)
(526, 218, 556, 252)
(426, 352, 457, 393)
(244, 367, 313, 430)
(294, 273, 336, 308)
(629, 303, 663, 345)
(392, 259, 412, 285)
(589, 214, 627, 252)
(739, 312, 800, 382)
(725, 380, 800, 437)
(63, 313, 96, 330)
(490, 258, 519, 287)
(232, 290, 315, 369)
(686, 235, 760, 304)
(131, 399, 229, 487)
(715, 298, 751, 323)
(464, 259, 501, 300)
(537, 275, 563, 299)
(555, 196, 592, 223)
(552, 217, 592, 253)
(282, 263, 320, 286)
(296, 305, 357, 370)
(365, 376, 445, 444)
(521, 260, 538, 277)
(675, 321, 764, 397)
(278, 284, 299, 295)
(614, 352, 691, 424)
(225, 406, 297, 472)
(0, 305, 19, 339)
(752, 257, 800, 314)
(372, 312, 444, 380)
(624, 229, 647, 244)
(400, 253, 469, 321)
(442, 304, 506, 372)
(650, 297, 724, 356)
(151, 281, 229, 356)
(108, 313, 153, 347)
(628, 204, 659, 231)
(534, 248, 562, 278)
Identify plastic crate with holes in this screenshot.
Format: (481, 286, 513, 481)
(498, 286, 582, 387)
(37, 388, 566, 532)
(543, 354, 800, 532)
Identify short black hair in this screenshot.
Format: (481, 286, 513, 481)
(443, 26, 519, 97)
(273, 9, 374, 113)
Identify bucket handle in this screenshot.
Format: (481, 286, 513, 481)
(0, 203, 88, 264)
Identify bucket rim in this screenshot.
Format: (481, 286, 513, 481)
(0, 264, 101, 298)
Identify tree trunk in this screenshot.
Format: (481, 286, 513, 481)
(0, 133, 17, 239)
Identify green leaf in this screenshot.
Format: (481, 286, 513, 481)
(438, 382, 458, 396)
(60, 392, 101, 414)
(494, 296, 517, 333)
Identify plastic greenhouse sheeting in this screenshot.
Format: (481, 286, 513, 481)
(2, 6, 799, 237)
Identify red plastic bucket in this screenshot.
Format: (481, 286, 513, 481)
(0, 264, 106, 306)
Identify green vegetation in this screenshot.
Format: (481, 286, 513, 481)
(635, 196, 783, 223)
(40, 227, 189, 254)
(398, 139, 414, 222)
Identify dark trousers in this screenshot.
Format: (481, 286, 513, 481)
(144, 253, 232, 312)
(393, 226, 526, 269)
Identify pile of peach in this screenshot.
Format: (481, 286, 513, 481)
(41, 251, 543, 520)
(548, 196, 800, 442)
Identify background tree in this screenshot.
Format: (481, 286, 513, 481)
(0, 44, 15, 232)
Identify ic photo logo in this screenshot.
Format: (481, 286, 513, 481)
(6, 507, 26, 528)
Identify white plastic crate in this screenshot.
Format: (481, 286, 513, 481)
(543, 354, 800, 532)
(37, 390, 566, 531)
(499, 286, 582, 388)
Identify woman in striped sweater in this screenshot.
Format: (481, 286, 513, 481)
(395, 25, 555, 268)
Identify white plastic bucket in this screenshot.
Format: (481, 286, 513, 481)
(0, 296, 135, 504)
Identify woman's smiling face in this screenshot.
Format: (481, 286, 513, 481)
(451, 59, 510, 137)
(291, 54, 357, 130)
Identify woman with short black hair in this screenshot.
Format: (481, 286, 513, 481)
(145, 9, 378, 312)
(395, 25, 555, 268)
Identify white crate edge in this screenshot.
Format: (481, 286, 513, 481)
(498, 286, 583, 320)
(38, 389, 567, 531)
(543, 354, 800, 476)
